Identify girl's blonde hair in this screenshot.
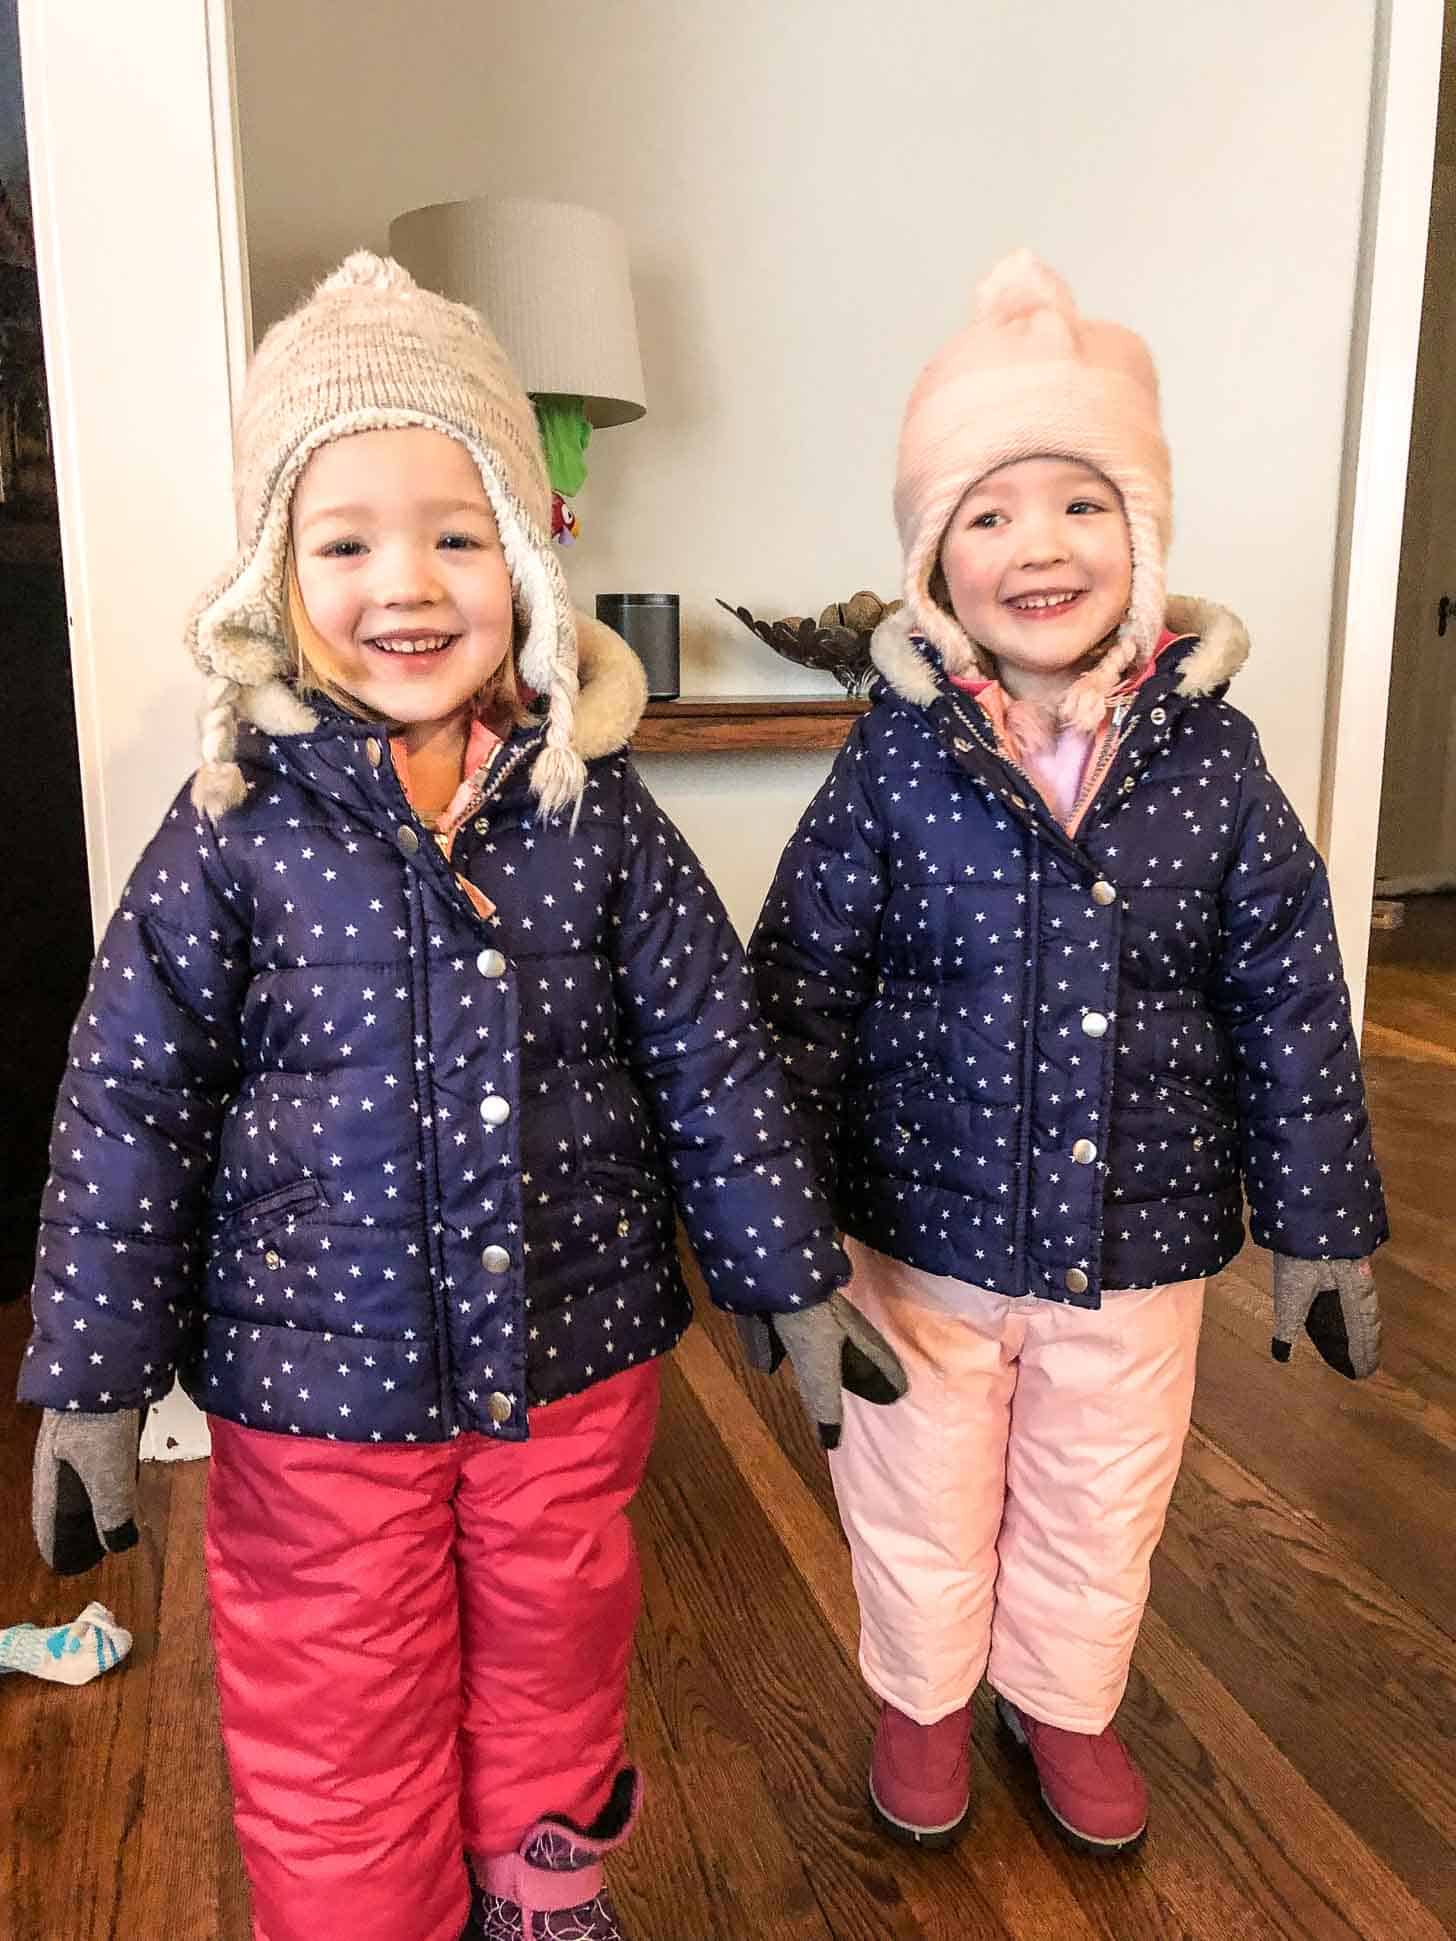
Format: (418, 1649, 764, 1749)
(283, 546, 534, 734)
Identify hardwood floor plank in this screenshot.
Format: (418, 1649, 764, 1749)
(1133, 1610, 1448, 1941)
(1156, 1431, 1456, 1926)
(1192, 1293, 1456, 1643)
(109, 1463, 250, 1941)
(0, 1324, 170, 1941)
(1362, 1019, 1456, 1072)
(644, 1357, 955, 1940)
(627, 1465, 839, 1941)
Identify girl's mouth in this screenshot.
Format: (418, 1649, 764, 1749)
(364, 633, 459, 659)
(1003, 590, 1087, 620)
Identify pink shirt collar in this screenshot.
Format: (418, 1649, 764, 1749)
(948, 627, 1187, 709)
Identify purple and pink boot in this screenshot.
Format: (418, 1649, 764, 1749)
(466, 1769, 640, 1941)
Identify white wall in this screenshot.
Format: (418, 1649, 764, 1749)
(235, 0, 1376, 939)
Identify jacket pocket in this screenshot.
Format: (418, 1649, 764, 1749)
(214, 1175, 328, 1243)
(853, 1071, 952, 1181)
(582, 1158, 673, 1257)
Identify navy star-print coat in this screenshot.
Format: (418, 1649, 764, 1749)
(750, 612, 1388, 1306)
(21, 713, 847, 1443)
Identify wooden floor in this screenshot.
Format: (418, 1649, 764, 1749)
(3, 904, 1455, 1940)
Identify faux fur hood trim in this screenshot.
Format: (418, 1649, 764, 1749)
(869, 592, 1250, 708)
(233, 609, 648, 763)
(565, 612, 649, 758)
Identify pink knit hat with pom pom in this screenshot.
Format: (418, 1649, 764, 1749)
(890, 250, 1172, 726)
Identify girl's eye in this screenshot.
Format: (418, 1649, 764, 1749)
(970, 510, 1004, 530)
(438, 532, 482, 552)
(319, 538, 365, 559)
(1067, 500, 1104, 516)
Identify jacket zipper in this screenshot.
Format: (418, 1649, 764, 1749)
(950, 693, 1141, 844)
(1065, 701, 1132, 838)
(387, 731, 540, 929)
(384, 729, 541, 1436)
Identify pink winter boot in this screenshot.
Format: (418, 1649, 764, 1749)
(996, 1696, 1148, 1852)
(468, 1769, 640, 1941)
(868, 1698, 974, 1848)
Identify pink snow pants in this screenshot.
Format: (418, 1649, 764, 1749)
(204, 1360, 661, 1941)
(830, 1239, 1204, 1733)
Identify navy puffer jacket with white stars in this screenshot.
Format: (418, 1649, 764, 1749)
(750, 598, 1387, 1306)
(21, 624, 847, 1443)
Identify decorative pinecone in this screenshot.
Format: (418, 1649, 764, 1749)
(716, 591, 901, 696)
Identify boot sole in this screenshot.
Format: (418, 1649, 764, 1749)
(995, 1696, 1147, 1856)
(868, 1776, 972, 1851)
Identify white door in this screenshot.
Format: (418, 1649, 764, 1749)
(20, 0, 251, 1459)
(1377, 156, 1456, 892)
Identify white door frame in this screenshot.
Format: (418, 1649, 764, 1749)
(1321, 0, 1445, 1026)
(19, 0, 251, 930)
(20, 0, 252, 1459)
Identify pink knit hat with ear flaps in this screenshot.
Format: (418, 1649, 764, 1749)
(890, 251, 1172, 729)
(185, 252, 585, 821)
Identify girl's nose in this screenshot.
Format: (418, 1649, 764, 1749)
(1018, 521, 1071, 571)
(374, 543, 443, 608)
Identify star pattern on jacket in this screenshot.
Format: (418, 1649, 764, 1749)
(23, 716, 847, 1443)
(751, 636, 1386, 1306)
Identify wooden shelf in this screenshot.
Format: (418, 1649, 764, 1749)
(633, 695, 868, 754)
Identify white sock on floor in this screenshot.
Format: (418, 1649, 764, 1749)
(0, 1602, 133, 1684)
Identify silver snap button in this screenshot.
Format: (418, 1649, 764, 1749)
(481, 1245, 511, 1274)
(264, 1249, 282, 1270)
(473, 817, 490, 836)
(617, 1216, 632, 1239)
(477, 949, 507, 978)
(1193, 1136, 1205, 1152)
(488, 1391, 513, 1425)
(396, 824, 420, 856)
(1150, 708, 1167, 726)
(365, 737, 383, 767)
(1081, 1012, 1109, 1039)
(1065, 1267, 1090, 1295)
(1120, 777, 1135, 795)
(953, 737, 972, 753)
(1010, 794, 1029, 810)
(1091, 881, 1118, 907)
(480, 1095, 511, 1127)
(1072, 1140, 1098, 1166)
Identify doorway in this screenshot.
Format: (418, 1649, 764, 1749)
(0, 0, 92, 1298)
(1369, 9, 1456, 1039)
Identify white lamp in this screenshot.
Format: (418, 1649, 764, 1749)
(388, 196, 646, 428)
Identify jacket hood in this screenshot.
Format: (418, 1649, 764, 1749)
(229, 608, 649, 769)
(869, 593, 1251, 710)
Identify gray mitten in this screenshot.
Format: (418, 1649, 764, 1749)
(1271, 1256, 1381, 1380)
(736, 1292, 908, 1450)
(33, 1409, 142, 1575)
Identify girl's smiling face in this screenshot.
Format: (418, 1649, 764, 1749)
(290, 426, 514, 729)
(938, 456, 1133, 698)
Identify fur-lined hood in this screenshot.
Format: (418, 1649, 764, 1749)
(230, 609, 649, 771)
(869, 593, 1251, 710)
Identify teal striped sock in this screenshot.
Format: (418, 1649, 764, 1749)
(0, 1602, 132, 1684)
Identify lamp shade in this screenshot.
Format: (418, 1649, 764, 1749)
(389, 196, 646, 429)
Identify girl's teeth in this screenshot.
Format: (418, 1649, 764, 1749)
(372, 636, 453, 654)
(1011, 593, 1080, 611)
